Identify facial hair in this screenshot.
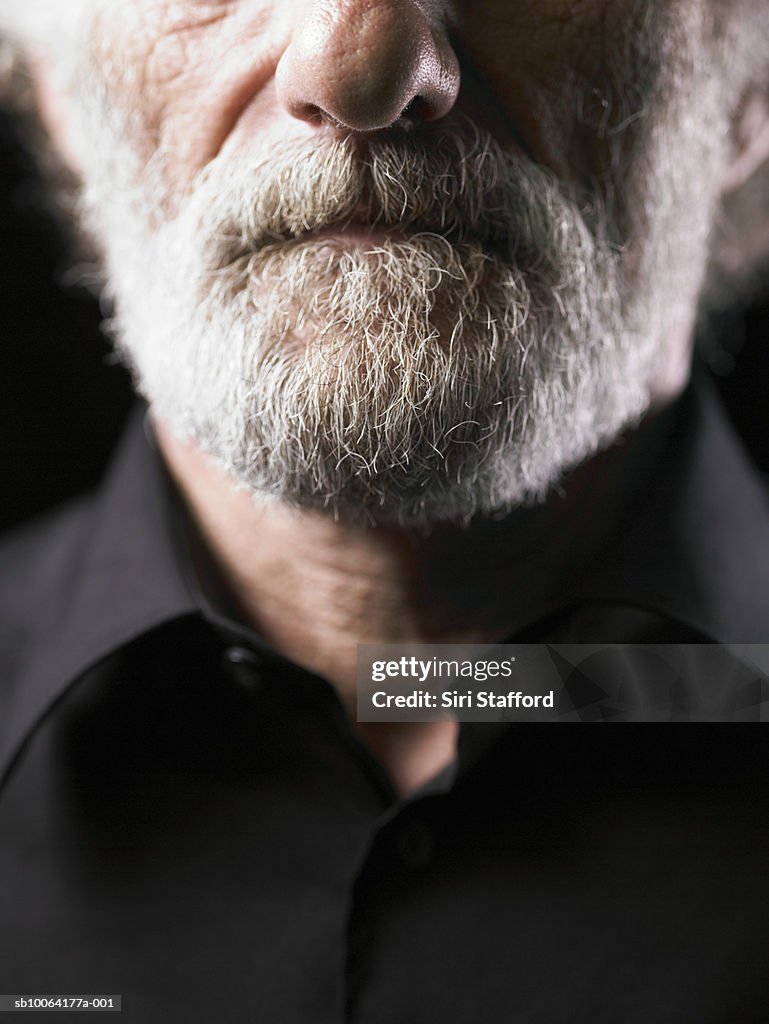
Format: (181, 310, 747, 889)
(71, 18, 734, 525)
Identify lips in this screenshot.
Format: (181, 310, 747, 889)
(298, 222, 407, 245)
(211, 133, 521, 272)
(249, 195, 505, 256)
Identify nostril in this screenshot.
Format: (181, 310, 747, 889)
(283, 92, 348, 130)
(400, 97, 424, 122)
(295, 101, 327, 127)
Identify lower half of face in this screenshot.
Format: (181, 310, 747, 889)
(71, 4, 736, 525)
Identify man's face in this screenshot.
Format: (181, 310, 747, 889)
(47, 0, 747, 522)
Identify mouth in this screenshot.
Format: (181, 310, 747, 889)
(217, 193, 513, 271)
(208, 125, 539, 273)
(248, 211, 511, 260)
(288, 221, 409, 248)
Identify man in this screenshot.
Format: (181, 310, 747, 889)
(1, 0, 769, 1020)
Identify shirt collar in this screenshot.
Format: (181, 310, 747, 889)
(2, 371, 768, 785)
(582, 369, 769, 643)
(0, 406, 199, 785)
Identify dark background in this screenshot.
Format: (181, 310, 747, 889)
(1, 106, 767, 534)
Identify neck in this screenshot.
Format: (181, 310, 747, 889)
(153, 415, 638, 794)
(155, 418, 631, 692)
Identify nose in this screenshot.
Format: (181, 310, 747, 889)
(275, 0, 460, 132)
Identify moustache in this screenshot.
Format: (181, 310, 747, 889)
(193, 121, 584, 273)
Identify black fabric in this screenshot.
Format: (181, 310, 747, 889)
(1, 372, 769, 1022)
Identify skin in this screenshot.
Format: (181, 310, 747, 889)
(35, 0, 769, 793)
(80, 1, 669, 189)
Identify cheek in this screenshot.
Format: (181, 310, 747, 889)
(86, 0, 238, 163)
(83, 0, 291, 190)
(452, 0, 615, 178)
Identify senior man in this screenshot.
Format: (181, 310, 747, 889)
(1, 0, 769, 1021)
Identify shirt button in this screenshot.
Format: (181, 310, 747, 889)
(221, 646, 263, 692)
(396, 819, 435, 869)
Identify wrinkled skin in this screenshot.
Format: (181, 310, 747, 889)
(42, 0, 753, 520)
(77, 0, 703, 196)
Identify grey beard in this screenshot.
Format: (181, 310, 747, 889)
(76, 55, 729, 525)
(87, 127, 655, 525)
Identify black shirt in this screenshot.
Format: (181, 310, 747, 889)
(1, 374, 769, 1022)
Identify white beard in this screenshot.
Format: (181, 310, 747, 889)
(72, 39, 732, 525)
